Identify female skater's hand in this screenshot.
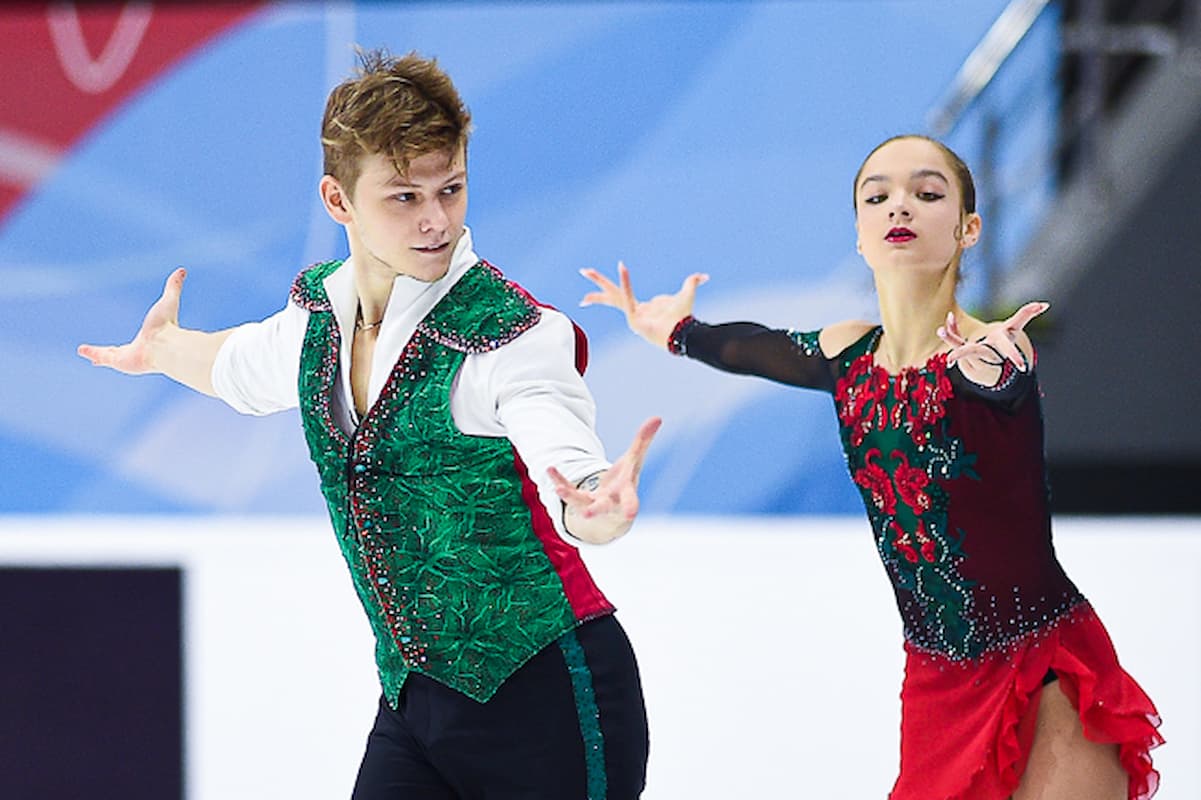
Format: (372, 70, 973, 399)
(77, 268, 186, 374)
(579, 262, 708, 350)
(938, 302, 1048, 386)
(547, 416, 662, 544)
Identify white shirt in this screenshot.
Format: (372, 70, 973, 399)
(211, 229, 610, 541)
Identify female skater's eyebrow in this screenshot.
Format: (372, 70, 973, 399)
(859, 169, 949, 191)
(911, 168, 949, 183)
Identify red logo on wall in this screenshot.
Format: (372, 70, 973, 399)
(0, 2, 263, 222)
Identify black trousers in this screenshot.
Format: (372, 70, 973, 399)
(351, 615, 648, 800)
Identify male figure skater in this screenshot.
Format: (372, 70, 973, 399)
(79, 49, 655, 799)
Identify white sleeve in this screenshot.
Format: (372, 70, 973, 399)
(210, 301, 308, 415)
(452, 309, 611, 543)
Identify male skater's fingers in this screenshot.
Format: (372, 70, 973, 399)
(168, 268, 186, 303)
(164, 267, 187, 302)
(549, 466, 610, 518)
(76, 343, 114, 366)
(547, 467, 597, 518)
(547, 466, 581, 498)
(619, 489, 640, 521)
(626, 417, 662, 474)
(150, 268, 188, 325)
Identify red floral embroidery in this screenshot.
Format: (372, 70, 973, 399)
(837, 355, 882, 447)
(852, 449, 896, 514)
(834, 334, 980, 655)
(913, 519, 937, 562)
(890, 521, 919, 563)
(891, 451, 932, 515)
(837, 354, 954, 447)
(905, 356, 953, 445)
(891, 519, 937, 563)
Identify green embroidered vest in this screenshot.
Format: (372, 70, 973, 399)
(293, 260, 613, 704)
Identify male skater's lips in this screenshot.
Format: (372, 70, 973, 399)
(413, 242, 450, 253)
(885, 227, 916, 243)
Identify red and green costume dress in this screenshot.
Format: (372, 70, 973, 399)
(671, 318, 1163, 800)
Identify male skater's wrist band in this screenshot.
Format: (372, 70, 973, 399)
(667, 315, 697, 355)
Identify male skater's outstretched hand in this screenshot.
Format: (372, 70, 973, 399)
(78, 268, 232, 396)
(548, 416, 662, 544)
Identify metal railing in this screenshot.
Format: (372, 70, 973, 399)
(925, 0, 1199, 312)
(928, 0, 1054, 138)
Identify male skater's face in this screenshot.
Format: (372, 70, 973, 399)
(338, 146, 468, 283)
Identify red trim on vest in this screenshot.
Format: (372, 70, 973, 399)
(502, 276, 588, 376)
(511, 448, 613, 621)
(502, 274, 606, 616)
(568, 318, 589, 375)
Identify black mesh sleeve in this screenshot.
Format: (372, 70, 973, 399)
(673, 318, 839, 393)
(947, 353, 1037, 413)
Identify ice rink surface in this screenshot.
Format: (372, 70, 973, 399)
(1, 514, 1193, 798)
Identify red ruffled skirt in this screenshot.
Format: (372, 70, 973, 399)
(890, 603, 1162, 800)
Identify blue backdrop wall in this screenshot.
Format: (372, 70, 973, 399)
(0, 0, 1059, 514)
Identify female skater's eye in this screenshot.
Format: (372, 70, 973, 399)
(864, 193, 886, 205)
(917, 192, 945, 202)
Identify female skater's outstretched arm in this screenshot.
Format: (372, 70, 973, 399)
(580, 262, 858, 391)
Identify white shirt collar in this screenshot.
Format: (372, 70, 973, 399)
(322, 226, 480, 334)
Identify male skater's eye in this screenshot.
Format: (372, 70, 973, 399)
(441, 183, 463, 196)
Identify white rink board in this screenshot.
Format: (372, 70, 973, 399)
(0, 516, 1196, 799)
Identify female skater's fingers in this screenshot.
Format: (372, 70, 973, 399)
(579, 268, 619, 294)
(679, 272, 709, 304)
(945, 312, 968, 344)
(938, 323, 966, 347)
(617, 262, 639, 313)
(1005, 301, 1049, 332)
(580, 290, 614, 308)
(947, 342, 993, 369)
(578, 269, 622, 307)
(994, 336, 1028, 371)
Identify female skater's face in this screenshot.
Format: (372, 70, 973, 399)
(853, 138, 978, 278)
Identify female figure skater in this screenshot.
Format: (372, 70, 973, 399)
(577, 135, 1163, 799)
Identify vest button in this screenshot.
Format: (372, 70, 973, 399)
(353, 463, 367, 474)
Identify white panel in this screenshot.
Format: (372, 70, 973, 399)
(1, 515, 1194, 798)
